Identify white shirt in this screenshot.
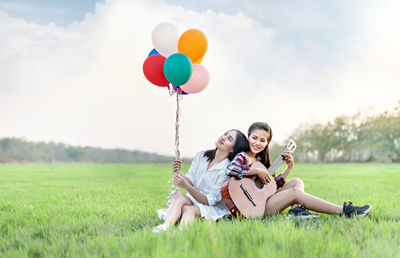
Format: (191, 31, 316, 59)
(185, 151, 231, 220)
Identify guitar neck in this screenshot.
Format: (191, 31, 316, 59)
(267, 155, 285, 175)
(266, 140, 296, 175)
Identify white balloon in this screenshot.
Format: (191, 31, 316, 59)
(152, 22, 180, 57)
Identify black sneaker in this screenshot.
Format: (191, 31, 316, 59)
(287, 206, 319, 219)
(343, 202, 372, 218)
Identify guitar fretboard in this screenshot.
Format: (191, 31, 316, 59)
(267, 155, 285, 175)
(267, 140, 296, 175)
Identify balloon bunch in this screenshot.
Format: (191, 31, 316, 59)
(142, 22, 209, 94)
(142, 23, 209, 206)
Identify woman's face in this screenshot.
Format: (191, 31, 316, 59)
(248, 129, 269, 154)
(215, 130, 237, 153)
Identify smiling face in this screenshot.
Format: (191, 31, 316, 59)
(215, 130, 237, 153)
(248, 129, 269, 154)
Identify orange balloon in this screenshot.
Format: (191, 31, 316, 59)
(194, 57, 203, 64)
(178, 29, 208, 63)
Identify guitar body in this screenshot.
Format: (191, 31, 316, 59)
(221, 176, 277, 218)
(221, 140, 296, 219)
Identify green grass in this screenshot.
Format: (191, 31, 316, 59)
(0, 163, 399, 257)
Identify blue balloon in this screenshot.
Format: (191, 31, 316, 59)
(148, 48, 160, 56)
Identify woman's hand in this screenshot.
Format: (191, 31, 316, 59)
(257, 169, 273, 184)
(252, 162, 273, 184)
(172, 172, 191, 190)
(172, 159, 182, 173)
(283, 151, 294, 168)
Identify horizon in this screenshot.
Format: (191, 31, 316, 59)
(1, 100, 397, 160)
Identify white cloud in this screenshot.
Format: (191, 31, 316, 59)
(0, 0, 399, 157)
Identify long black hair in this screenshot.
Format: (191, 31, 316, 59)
(248, 122, 273, 168)
(204, 129, 249, 161)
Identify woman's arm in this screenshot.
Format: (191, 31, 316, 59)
(172, 151, 206, 186)
(226, 152, 251, 178)
(172, 172, 209, 205)
(172, 160, 194, 186)
(226, 152, 273, 184)
(185, 185, 209, 205)
(273, 152, 294, 189)
(250, 162, 273, 184)
(280, 151, 294, 179)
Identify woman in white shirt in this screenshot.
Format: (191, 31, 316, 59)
(153, 129, 249, 232)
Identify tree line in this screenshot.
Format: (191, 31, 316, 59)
(0, 138, 173, 163)
(269, 101, 400, 163)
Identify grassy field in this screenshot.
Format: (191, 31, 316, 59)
(0, 163, 399, 257)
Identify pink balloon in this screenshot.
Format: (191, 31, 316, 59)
(180, 64, 210, 94)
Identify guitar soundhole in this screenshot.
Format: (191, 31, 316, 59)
(254, 177, 264, 189)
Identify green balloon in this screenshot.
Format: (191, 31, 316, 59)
(163, 53, 193, 86)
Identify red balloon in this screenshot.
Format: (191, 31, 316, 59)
(143, 55, 169, 87)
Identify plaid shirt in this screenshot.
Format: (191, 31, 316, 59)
(226, 152, 286, 189)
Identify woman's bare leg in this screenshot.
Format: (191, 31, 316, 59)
(265, 188, 342, 215)
(180, 205, 201, 228)
(165, 191, 193, 225)
(276, 178, 304, 209)
(278, 178, 304, 192)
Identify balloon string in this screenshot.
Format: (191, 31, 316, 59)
(167, 88, 183, 206)
(175, 91, 181, 160)
(169, 86, 175, 96)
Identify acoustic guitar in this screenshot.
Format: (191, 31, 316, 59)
(221, 140, 297, 218)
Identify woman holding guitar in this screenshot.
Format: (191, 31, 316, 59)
(225, 122, 371, 219)
(153, 129, 249, 232)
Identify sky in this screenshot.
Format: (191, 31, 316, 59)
(0, 0, 399, 157)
